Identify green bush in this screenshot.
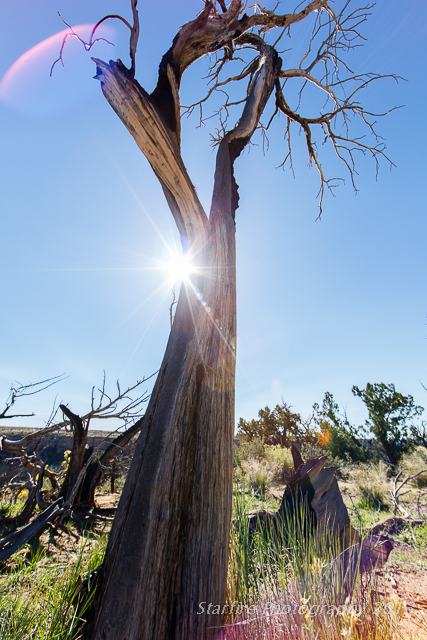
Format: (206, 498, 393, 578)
(316, 392, 369, 463)
(234, 441, 295, 488)
(263, 444, 294, 483)
(234, 438, 266, 469)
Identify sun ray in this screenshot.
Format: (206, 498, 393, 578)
(120, 285, 174, 376)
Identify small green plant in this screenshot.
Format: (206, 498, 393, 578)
(0, 490, 28, 520)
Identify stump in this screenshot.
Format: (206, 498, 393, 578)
(247, 446, 392, 574)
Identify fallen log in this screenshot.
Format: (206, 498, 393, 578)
(368, 515, 424, 536)
(0, 498, 64, 563)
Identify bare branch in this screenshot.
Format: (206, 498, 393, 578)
(50, 14, 118, 76)
(0, 375, 68, 420)
(391, 469, 427, 517)
(129, 0, 139, 77)
(169, 287, 177, 329)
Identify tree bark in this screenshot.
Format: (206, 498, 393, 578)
(59, 405, 89, 502)
(85, 158, 237, 639)
(84, 32, 278, 638)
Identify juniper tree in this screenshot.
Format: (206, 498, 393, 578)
(52, 2, 399, 638)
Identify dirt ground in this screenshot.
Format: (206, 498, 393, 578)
(377, 566, 427, 639)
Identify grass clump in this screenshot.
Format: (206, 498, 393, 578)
(0, 533, 106, 640)
(263, 445, 294, 483)
(234, 459, 272, 498)
(398, 447, 427, 487)
(352, 461, 390, 511)
(234, 441, 294, 495)
(0, 491, 28, 520)
(226, 484, 401, 640)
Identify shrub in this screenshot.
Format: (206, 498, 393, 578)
(352, 461, 390, 511)
(236, 458, 271, 497)
(263, 445, 294, 483)
(237, 403, 318, 448)
(234, 438, 266, 470)
(352, 382, 424, 465)
(316, 392, 369, 463)
(399, 447, 427, 487)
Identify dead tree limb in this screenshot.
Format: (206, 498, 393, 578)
(0, 375, 67, 421)
(0, 498, 64, 564)
(392, 469, 427, 517)
(0, 375, 152, 537)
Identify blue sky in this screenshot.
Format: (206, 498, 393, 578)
(1, 0, 426, 432)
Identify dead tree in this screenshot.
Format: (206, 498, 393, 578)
(57, 376, 151, 507)
(0, 375, 151, 541)
(51, 2, 398, 639)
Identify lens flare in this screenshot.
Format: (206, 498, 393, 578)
(166, 252, 194, 283)
(0, 24, 115, 116)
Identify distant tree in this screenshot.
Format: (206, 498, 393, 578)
(352, 383, 424, 465)
(315, 391, 368, 462)
(237, 402, 317, 448)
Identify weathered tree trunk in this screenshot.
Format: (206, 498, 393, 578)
(84, 21, 278, 637)
(59, 405, 89, 502)
(93, 264, 235, 640)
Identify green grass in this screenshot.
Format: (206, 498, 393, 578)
(225, 483, 402, 640)
(0, 479, 411, 640)
(0, 532, 106, 639)
(0, 495, 27, 520)
(348, 503, 393, 530)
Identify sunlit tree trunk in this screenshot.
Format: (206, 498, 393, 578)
(78, 0, 392, 632)
(83, 42, 277, 637)
(87, 227, 236, 639)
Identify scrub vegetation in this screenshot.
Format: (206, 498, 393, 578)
(1, 377, 426, 639)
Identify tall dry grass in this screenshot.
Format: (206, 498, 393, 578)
(351, 461, 391, 511)
(399, 447, 427, 488)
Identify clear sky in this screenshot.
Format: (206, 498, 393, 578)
(1, 0, 426, 432)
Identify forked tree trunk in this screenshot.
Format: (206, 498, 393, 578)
(83, 26, 278, 639)
(78, 417, 143, 511)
